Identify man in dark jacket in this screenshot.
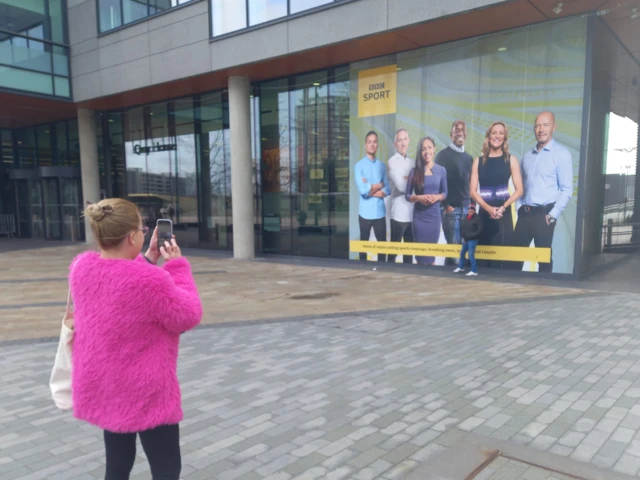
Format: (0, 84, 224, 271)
(454, 204, 483, 276)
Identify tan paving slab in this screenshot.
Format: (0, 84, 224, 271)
(0, 245, 591, 342)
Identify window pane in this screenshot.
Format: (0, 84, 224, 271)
(67, 119, 80, 166)
(149, 0, 172, 14)
(259, 78, 292, 254)
(53, 45, 69, 76)
(212, 0, 247, 36)
(56, 121, 68, 164)
(107, 113, 126, 196)
(290, 71, 331, 257)
(37, 125, 53, 166)
(0, 36, 52, 73)
(171, 98, 198, 243)
(123, 0, 149, 24)
(200, 92, 232, 248)
(329, 66, 350, 258)
(249, 0, 287, 26)
(290, 0, 332, 14)
(1, 129, 13, 167)
(48, 0, 66, 43)
(28, 25, 44, 41)
(0, 66, 53, 95)
(0, 1, 46, 37)
(15, 128, 37, 168)
(54, 76, 70, 97)
(99, 0, 122, 32)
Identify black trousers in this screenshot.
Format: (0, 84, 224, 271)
(388, 219, 413, 263)
(104, 424, 181, 480)
(514, 204, 556, 272)
(358, 215, 386, 262)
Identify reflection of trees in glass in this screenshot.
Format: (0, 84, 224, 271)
(208, 129, 227, 196)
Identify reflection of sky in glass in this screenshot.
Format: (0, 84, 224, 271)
(126, 135, 197, 176)
(176, 134, 196, 176)
(607, 113, 638, 175)
(290, 0, 332, 14)
(249, 0, 287, 26)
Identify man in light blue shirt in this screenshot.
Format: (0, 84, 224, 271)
(515, 111, 573, 272)
(354, 130, 391, 261)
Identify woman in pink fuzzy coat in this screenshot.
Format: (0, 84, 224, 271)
(69, 198, 202, 480)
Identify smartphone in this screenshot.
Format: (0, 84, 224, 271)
(157, 219, 173, 242)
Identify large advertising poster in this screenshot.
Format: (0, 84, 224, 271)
(348, 17, 587, 274)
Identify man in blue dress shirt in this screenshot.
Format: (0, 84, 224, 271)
(354, 130, 391, 261)
(515, 111, 573, 272)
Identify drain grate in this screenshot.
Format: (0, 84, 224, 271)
(193, 270, 227, 275)
(470, 454, 587, 480)
(289, 292, 339, 300)
(311, 316, 405, 334)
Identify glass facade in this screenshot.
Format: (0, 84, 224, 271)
(98, 0, 196, 33)
(0, 11, 636, 280)
(2, 119, 83, 240)
(580, 18, 640, 275)
(1, 129, 14, 216)
(0, 0, 71, 98)
(257, 67, 350, 257)
(99, 92, 261, 249)
(211, 0, 340, 37)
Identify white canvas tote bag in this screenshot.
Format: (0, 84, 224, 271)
(49, 287, 74, 410)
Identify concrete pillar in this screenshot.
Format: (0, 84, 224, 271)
(228, 76, 255, 259)
(632, 123, 640, 242)
(77, 108, 101, 245)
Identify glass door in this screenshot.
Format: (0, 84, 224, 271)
(30, 180, 44, 238)
(15, 180, 30, 237)
(61, 178, 84, 241)
(43, 178, 62, 240)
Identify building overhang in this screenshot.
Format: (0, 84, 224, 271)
(4, 0, 639, 128)
(0, 90, 77, 129)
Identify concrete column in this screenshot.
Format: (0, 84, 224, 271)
(77, 108, 101, 245)
(228, 76, 255, 259)
(632, 123, 640, 242)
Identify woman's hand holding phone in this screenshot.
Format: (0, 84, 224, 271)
(160, 238, 182, 261)
(144, 226, 161, 264)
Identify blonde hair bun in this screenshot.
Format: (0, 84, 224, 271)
(83, 199, 141, 249)
(85, 203, 113, 222)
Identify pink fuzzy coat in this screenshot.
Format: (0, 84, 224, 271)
(69, 251, 202, 433)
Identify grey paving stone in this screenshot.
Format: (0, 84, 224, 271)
(5, 294, 640, 479)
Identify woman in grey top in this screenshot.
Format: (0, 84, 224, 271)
(405, 137, 448, 265)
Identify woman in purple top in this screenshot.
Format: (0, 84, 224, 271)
(406, 137, 448, 265)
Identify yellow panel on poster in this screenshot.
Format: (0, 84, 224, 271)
(310, 169, 324, 180)
(335, 167, 349, 178)
(358, 64, 397, 118)
(349, 241, 551, 263)
(309, 194, 322, 204)
(320, 182, 329, 192)
(337, 181, 349, 192)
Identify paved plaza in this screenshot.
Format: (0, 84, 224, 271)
(2, 243, 640, 479)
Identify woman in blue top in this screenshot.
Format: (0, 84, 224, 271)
(406, 137, 448, 265)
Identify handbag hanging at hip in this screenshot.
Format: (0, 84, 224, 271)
(49, 287, 74, 410)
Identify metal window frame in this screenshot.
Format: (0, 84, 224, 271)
(96, 0, 202, 35)
(209, 0, 356, 40)
(0, 0, 71, 98)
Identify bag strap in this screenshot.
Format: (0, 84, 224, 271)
(65, 287, 72, 317)
(65, 258, 77, 317)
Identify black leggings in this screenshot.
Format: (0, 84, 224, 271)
(104, 424, 181, 480)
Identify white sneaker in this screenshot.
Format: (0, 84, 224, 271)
(466, 271, 478, 277)
(453, 268, 464, 273)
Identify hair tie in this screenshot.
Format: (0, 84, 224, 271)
(92, 204, 113, 222)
